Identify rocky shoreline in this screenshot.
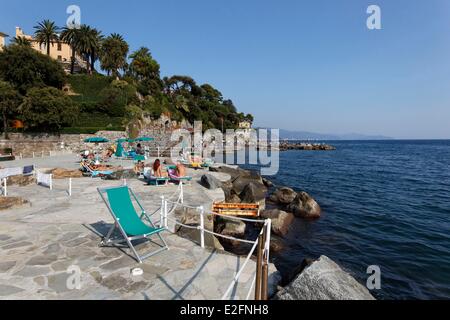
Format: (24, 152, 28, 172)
(279, 141, 336, 151)
(188, 163, 374, 300)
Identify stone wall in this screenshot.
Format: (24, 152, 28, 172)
(0, 115, 194, 158)
(0, 129, 175, 157)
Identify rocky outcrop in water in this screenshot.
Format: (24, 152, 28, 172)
(279, 142, 336, 151)
(270, 187, 297, 205)
(287, 192, 321, 219)
(260, 209, 294, 237)
(274, 256, 375, 300)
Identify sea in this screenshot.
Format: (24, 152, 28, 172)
(241, 140, 450, 300)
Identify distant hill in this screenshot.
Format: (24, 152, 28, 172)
(275, 129, 393, 141)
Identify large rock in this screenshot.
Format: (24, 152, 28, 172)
(274, 256, 375, 300)
(214, 216, 247, 250)
(270, 187, 297, 205)
(239, 182, 266, 209)
(219, 219, 246, 238)
(174, 207, 224, 251)
(260, 209, 294, 237)
(209, 165, 245, 180)
(200, 174, 222, 190)
(232, 176, 266, 195)
(287, 192, 321, 219)
(269, 236, 285, 254)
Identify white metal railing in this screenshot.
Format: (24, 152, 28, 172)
(158, 184, 271, 300)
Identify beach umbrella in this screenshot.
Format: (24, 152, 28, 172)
(115, 141, 124, 157)
(84, 137, 110, 143)
(116, 138, 128, 143)
(135, 137, 154, 142)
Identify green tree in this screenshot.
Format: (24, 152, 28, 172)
(0, 45, 66, 94)
(11, 37, 32, 47)
(60, 27, 80, 75)
(33, 20, 59, 56)
(76, 25, 102, 74)
(129, 47, 160, 80)
(0, 81, 21, 139)
(100, 33, 129, 79)
(19, 87, 79, 131)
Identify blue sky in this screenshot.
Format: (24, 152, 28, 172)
(1, 0, 450, 139)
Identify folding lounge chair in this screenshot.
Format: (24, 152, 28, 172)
(142, 167, 169, 186)
(168, 170, 192, 184)
(98, 186, 169, 263)
(82, 163, 114, 178)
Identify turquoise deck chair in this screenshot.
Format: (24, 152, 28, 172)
(98, 186, 168, 263)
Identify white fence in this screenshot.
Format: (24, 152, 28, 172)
(158, 183, 271, 300)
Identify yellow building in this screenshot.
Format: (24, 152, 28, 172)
(15, 26, 83, 73)
(15, 27, 72, 62)
(0, 32, 8, 52)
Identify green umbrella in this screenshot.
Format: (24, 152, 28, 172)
(115, 142, 124, 157)
(116, 138, 128, 143)
(84, 137, 110, 143)
(135, 137, 154, 142)
(135, 137, 153, 142)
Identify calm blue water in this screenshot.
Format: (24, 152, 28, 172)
(244, 140, 450, 300)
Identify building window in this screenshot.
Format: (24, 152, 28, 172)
(57, 55, 62, 61)
(57, 42, 62, 51)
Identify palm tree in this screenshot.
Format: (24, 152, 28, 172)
(75, 25, 102, 74)
(60, 27, 79, 74)
(11, 37, 32, 47)
(100, 33, 129, 79)
(34, 19, 59, 56)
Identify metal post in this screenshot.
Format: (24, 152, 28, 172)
(157, 147, 160, 158)
(255, 233, 264, 300)
(160, 196, 165, 228)
(3, 178, 7, 196)
(68, 178, 72, 196)
(49, 174, 53, 190)
(180, 182, 184, 203)
(265, 219, 271, 264)
(261, 222, 269, 300)
(164, 199, 168, 229)
(32, 152, 35, 158)
(199, 206, 205, 248)
(262, 263, 269, 300)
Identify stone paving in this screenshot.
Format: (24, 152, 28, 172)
(0, 155, 279, 300)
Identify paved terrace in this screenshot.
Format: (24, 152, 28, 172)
(0, 154, 276, 300)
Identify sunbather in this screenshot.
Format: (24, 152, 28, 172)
(175, 162, 186, 177)
(152, 159, 168, 178)
(134, 160, 145, 175)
